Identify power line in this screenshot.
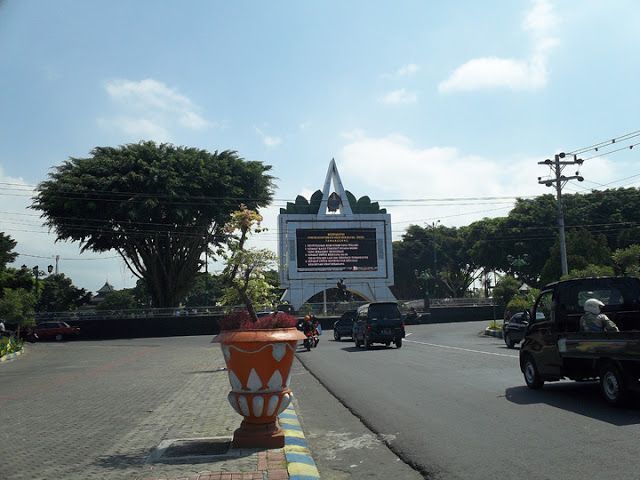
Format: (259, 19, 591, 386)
(16, 252, 121, 261)
(0, 182, 536, 203)
(568, 129, 640, 156)
(581, 141, 640, 161)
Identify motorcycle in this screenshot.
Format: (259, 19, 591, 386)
(303, 330, 315, 351)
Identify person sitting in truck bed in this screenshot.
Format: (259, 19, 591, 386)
(580, 298, 620, 332)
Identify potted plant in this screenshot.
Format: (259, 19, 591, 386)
(213, 206, 305, 448)
(214, 311, 304, 448)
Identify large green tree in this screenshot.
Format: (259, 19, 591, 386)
(96, 290, 141, 311)
(0, 232, 18, 270)
(182, 272, 225, 307)
(540, 229, 612, 285)
(36, 274, 91, 312)
(33, 142, 273, 307)
(393, 224, 481, 298)
(0, 288, 36, 331)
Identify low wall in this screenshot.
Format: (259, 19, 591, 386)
(424, 305, 505, 324)
(65, 304, 505, 340)
(67, 314, 224, 340)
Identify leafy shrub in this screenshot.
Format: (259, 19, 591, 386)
(0, 336, 23, 357)
(506, 296, 531, 314)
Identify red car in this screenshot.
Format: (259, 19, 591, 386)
(34, 321, 80, 341)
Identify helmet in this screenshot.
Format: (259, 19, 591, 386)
(584, 298, 604, 315)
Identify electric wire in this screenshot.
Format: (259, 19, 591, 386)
(567, 129, 640, 156)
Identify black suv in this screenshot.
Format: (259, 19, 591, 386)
(353, 302, 405, 349)
(333, 310, 356, 341)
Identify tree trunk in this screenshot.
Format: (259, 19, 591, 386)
(239, 288, 258, 322)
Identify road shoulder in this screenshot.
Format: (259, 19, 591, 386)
(290, 356, 424, 480)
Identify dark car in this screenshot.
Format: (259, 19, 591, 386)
(504, 311, 545, 348)
(503, 312, 529, 348)
(34, 321, 80, 341)
(333, 310, 356, 341)
(353, 302, 405, 349)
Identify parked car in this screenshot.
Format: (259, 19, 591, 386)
(353, 302, 405, 349)
(503, 311, 543, 348)
(520, 276, 640, 405)
(34, 321, 80, 341)
(333, 310, 356, 341)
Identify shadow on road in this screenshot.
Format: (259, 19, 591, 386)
(341, 345, 400, 352)
(505, 384, 640, 426)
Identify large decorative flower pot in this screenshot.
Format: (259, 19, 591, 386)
(213, 327, 306, 449)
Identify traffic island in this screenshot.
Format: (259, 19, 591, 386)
(0, 346, 24, 363)
(484, 328, 503, 338)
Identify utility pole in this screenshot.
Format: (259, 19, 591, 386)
(430, 220, 440, 298)
(538, 153, 584, 276)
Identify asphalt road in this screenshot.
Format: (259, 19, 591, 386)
(296, 320, 640, 480)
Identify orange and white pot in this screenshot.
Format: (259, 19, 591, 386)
(213, 327, 305, 448)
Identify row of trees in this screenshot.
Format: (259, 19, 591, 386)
(392, 188, 640, 299)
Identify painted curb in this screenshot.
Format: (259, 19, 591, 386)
(0, 347, 24, 363)
(279, 405, 321, 480)
(484, 328, 503, 339)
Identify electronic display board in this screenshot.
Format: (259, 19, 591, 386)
(296, 228, 377, 272)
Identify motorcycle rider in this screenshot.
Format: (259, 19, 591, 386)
(581, 298, 619, 332)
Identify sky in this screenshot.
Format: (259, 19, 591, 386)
(1, 0, 640, 293)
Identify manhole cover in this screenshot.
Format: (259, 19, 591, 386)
(164, 439, 231, 457)
(147, 437, 237, 463)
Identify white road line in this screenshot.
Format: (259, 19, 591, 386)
(405, 339, 519, 358)
(405, 333, 413, 337)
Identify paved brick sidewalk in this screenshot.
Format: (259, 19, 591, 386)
(0, 337, 319, 480)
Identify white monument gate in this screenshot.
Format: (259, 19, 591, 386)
(278, 159, 396, 309)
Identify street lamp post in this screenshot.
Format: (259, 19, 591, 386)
(31, 265, 53, 291)
(430, 220, 440, 297)
(32, 265, 40, 289)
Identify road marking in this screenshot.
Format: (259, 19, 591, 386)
(405, 339, 519, 358)
(405, 333, 413, 337)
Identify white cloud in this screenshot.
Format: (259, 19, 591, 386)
(382, 63, 420, 79)
(397, 63, 420, 77)
(337, 132, 616, 232)
(99, 116, 171, 142)
(255, 127, 282, 147)
(379, 88, 418, 105)
(0, 165, 135, 291)
(439, 0, 558, 93)
(524, 0, 558, 34)
(101, 78, 210, 141)
(438, 56, 547, 92)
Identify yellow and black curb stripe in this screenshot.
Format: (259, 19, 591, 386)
(0, 348, 23, 364)
(279, 405, 320, 479)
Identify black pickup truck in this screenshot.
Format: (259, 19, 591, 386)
(520, 276, 640, 405)
(353, 302, 405, 349)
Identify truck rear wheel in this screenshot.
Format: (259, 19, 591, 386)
(523, 355, 544, 390)
(599, 362, 629, 406)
